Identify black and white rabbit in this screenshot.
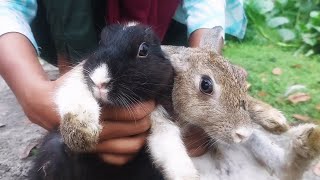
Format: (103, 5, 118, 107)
(29, 23, 198, 180)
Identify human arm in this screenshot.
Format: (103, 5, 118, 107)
(0, 2, 152, 165)
(0, 33, 60, 129)
(0, 34, 154, 165)
(185, 0, 247, 50)
(0, 1, 57, 129)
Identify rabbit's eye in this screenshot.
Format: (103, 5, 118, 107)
(200, 75, 213, 95)
(137, 42, 149, 58)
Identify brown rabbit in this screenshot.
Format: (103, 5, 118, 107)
(161, 27, 320, 180)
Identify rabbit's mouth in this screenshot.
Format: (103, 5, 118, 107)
(205, 125, 253, 145)
(92, 86, 110, 103)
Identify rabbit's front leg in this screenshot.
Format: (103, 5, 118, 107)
(148, 105, 199, 180)
(244, 129, 286, 177)
(281, 124, 320, 180)
(55, 65, 102, 152)
(247, 95, 289, 134)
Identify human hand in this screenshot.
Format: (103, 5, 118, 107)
(183, 125, 210, 157)
(95, 101, 155, 166)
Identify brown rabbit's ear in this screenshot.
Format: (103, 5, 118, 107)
(161, 45, 181, 56)
(234, 65, 248, 85)
(199, 26, 224, 54)
(161, 45, 190, 72)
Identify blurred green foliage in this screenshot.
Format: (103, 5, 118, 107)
(224, 42, 320, 122)
(244, 0, 320, 56)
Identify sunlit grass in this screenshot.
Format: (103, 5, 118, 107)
(224, 41, 320, 123)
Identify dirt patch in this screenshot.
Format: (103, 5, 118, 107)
(0, 82, 45, 180)
(0, 60, 57, 180)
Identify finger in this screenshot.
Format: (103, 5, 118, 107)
(96, 133, 147, 154)
(185, 135, 210, 157)
(99, 153, 135, 166)
(183, 126, 210, 157)
(100, 100, 155, 121)
(99, 116, 151, 140)
(184, 127, 208, 148)
(188, 146, 209, 157)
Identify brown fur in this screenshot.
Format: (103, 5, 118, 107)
(169, 47, 252, 143)
(161, 27, 288, 143)
(161, 27, 319, 180)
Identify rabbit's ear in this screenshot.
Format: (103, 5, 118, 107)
(161, 45, 190, 72)
(161, 45, 182, 55)
(199, 26, 224, 54)
(233, 65, 248, 86)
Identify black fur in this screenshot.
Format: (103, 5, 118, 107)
(83, 24, 174, 106)
(29, 131, 164, 180)
(29, 24, 174, 180)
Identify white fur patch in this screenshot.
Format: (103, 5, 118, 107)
(90, 64, 111, 102)
(191, 146, 274, 180)
(190, 124, 319, 180)
(54, 64, 101, 134)
(90, 64, 111, 87)
(126, 21, 139, 27)
(123, 22, 139, 30)
(148, 105, 199, 179)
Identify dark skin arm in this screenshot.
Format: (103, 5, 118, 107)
(0, 33, 59, 129)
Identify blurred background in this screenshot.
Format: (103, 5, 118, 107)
(225, 0, 320, 124)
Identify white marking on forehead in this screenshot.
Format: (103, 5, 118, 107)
(90, 64, 111, 86)
(123, 21, 139, 30)
(126, 21, 139, 27)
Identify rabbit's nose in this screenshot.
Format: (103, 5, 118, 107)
(89, 63, 111, 90)
(96, 82, 109, 90)
(232, 127, 252, 143)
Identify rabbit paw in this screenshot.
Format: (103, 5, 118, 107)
(55, 65, 102, 152)
(251, 105, 289, 134)
(291, 124, 320, 158)
(60, 107, 102, 152)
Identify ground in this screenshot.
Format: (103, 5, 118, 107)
(0, 61, 57, 180)
(224, 42, 320, 123)
(0, 47, 319, 179)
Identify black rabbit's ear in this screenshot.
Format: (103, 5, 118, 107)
(199, 26, 224, 54)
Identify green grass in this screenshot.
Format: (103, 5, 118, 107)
(223, 41, 320, 123)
